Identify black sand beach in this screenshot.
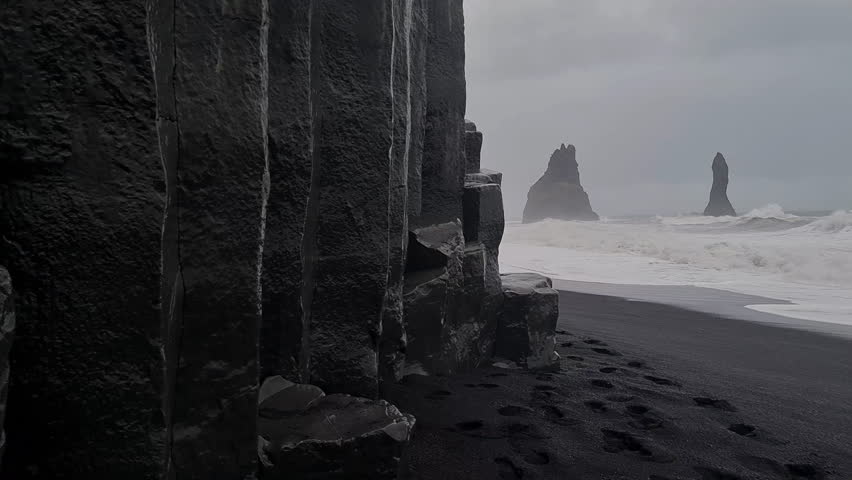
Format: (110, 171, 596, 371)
(384, 289, 852, 480)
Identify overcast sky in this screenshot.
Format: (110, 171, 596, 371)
(464, 0, 852, 219)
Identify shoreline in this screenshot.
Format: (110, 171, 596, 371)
(388, 289, 852, 479)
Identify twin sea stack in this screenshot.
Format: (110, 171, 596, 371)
(0, 1, 558, 478)
(523, 144, 599, 223)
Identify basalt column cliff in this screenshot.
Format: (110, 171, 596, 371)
(0, 0, 557, 478)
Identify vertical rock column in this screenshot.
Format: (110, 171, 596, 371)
(0, 2, 165, 477)
(261, 0, 313, 383)
(0, 268, 13, 466)
(304, 0, 395, 398)
(150, 0, 270, 477)
(380, 0, 418, 384)
(419, 0, 466, 224)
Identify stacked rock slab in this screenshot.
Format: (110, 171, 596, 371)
(523, 144, 599, 223)
(0, 2, 166, 476)
(703, 152, 737, 217)
(257, 377, 415, 479)
(497, 274, 560, 370)
(0, 267, 12, 465)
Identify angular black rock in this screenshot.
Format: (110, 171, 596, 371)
(403, 221, 465, 375)
(0, 2, 166, 476)
(420, 0, 467, 224)
(0, 267, 13, 466)
(150, 1, 270, 476)
(258, 379, 415, 480)
(703, 152, 737, 217)
(497, 273, 560, 370)
(261, 0, 313, 383)
(304, 0, 395, 398)
(523, 144, 599, 223)
(464, 119, 484, 174)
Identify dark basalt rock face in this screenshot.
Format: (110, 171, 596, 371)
(419, 0, 467, 225)
(704, 152, 737, 217)
(0, 267, 13, 465)
(523, 144, 599, 223)
(0, 0, 560, 477)
(497, 274, 560, 370)
(464, 119, 484, 173)
(0, 2, 167, 476)
(261, 0, 313, 384)
(257, 377, 414, 480)
(402, 221, 465, 375)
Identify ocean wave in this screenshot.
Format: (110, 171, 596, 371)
(504, 214, 852, 288)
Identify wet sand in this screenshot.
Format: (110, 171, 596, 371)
(384, 289, 852, 479)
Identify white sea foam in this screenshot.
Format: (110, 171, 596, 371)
(501, 205, 852, 326)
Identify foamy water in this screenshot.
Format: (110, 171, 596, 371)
(500, 205, 852, 326)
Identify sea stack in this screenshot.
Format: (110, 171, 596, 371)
(703, 152, 737, 217)
(523, 144, 599, 223)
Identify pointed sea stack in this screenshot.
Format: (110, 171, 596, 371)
(523, 144, 599, 223)
(703, 152, 737, 217)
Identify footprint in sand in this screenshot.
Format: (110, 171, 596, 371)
(693, 466, 744, 480)
(785, 463, 825, 479)
(556, 329, 572, 336)
(584, 400, 608, 412)
(600, 429, 672, 463)
(426, 389, 453, 400)
(560, 342, 573, 348)
(498, 405, 532, 417)
(728, 423, 756, 437)
(455, 420, 484, 431)
(627, 360, 645, 368)
(479, 383, 501, 389)
(644, 375, 680, 387)
(606, 394, 637, 403)
(522, 450, 550, 466)
(693, 397, 737, 412)
(584, 339, 608, 346)
(493, 457, 525, 479)
(565, 355, 584, 362)
(592, 347, 622, 356)
(625, 405, 664, 430)
(590, 379, 614, 389)
(599, 367, 619, 374)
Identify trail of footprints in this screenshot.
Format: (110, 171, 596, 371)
(554, 331, 825, 479)
(432, 331, 825, 479)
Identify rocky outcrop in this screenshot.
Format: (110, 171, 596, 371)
(0, 1, 558, 477)
(258, 377, 415, 479)
(0, 267, 12, 466)
(419, 0, 467, 225)
(402, 221, 465, 375)
(0, 2, 166, 476)
(703, 152, 737, 217)
(497, 274, 560, 370)
(523, 144, 599, 223)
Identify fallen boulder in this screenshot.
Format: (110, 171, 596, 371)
(497, 273, 560, 370)
(258, 377, 414, 479)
